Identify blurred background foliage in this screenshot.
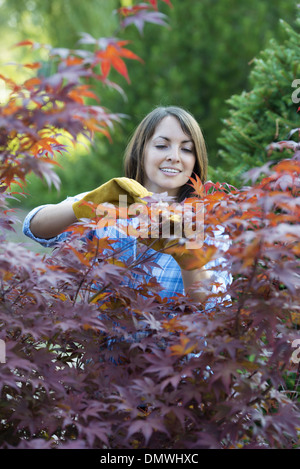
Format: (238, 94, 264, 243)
(0, 0, 298, 208)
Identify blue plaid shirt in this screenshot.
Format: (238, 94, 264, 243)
(22, 194, 232, 302)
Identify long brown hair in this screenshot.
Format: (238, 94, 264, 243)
(123, 106, 208, 202)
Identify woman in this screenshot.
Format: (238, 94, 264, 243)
(23, 106, 230, 304)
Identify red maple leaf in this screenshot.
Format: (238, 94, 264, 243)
(147, 0, 173, 9)
(188, 173, 205, 197)
(95, 41, 143, 83)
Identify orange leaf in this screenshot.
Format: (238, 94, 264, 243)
(118, 5, 149, 16)
(274, 159, 300, 174)
(147, 0, 173, 8)
(241, 238, 261, 268)
(68, 246, 91, 267)
(163, 316, 185, 333)
(114, 40, 130, 47)
(68, 85, 99, 104)
(24, 62, 41, 70)
(0, 74, 20, 93)
(119, 47, 143, 63)
(31, 137, 60, 157)
(13, 40, 34, 48)
(68, 89, 84, 104)
(84, 118, 112, 141)
(97, 43, 140, 82)
(64, 56, 84, 66)
(52, 292, 68, 301)
(101, 60, 111, 79)
(24, 77, 41, 90)
(188, 174, 205, 197)
(2, 100, 20, 116)
(170, 334, 197, 357)
(111, 55, 130, 82)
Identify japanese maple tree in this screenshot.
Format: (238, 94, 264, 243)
(0, 0, 299, 450)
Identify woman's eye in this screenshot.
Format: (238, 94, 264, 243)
(183, 148, 193, 153)
(155, 145, 167, 149)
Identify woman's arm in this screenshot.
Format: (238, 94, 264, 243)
(29, 199, 77, 239)
(180, 267, 213, 304)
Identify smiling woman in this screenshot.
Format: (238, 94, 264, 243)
(22, 106, 230, 304)
(124, 106, 208, 202)
(143, 115, 196, 197)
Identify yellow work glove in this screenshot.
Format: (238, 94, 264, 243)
(137, 203, 211, 271)
(73, 178, 212, 271)
(141, 231, 210, 271)
(156, 237, 214, 271)
(72, 177, 151, 219)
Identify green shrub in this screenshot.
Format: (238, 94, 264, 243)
(211, 16, 300, 187)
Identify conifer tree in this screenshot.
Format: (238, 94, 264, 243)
(211, 14, 300, 187)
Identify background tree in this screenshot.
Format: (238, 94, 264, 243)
(212, 12, 300, 187)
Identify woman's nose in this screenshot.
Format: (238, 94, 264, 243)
(166, 146, 180, 161)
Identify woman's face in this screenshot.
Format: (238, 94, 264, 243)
(143, 115, 196, 197)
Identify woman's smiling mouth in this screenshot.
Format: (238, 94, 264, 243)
(160, 167, 182, 175)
